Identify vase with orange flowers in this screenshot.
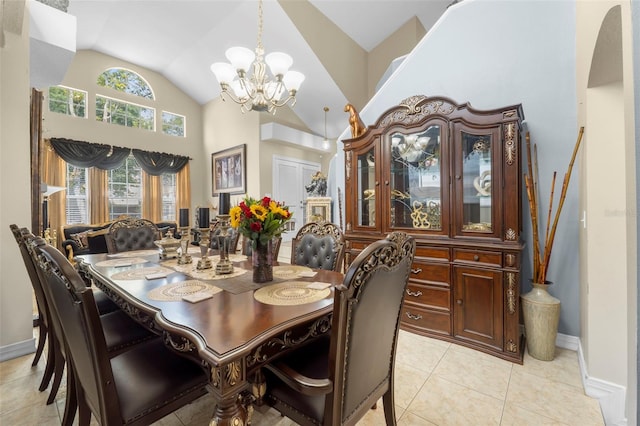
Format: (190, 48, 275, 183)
(230, 196, 292, 283)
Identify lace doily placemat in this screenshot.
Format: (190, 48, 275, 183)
(107, 249, 160, 258)
(186, 247, 247, 263)
(254, 281, 332, 306)
(162, 258, 248, 281)
(111, 266, 173, 280)
(147, 280, 222, 301)
(95, 258, 149, 268)
(272, 265, 314, 279)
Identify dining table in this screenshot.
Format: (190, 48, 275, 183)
(75, 247, 343, 426)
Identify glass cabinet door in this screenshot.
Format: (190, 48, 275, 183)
(389, 124, 443, 231)
(357, 147, 376, 227)
(460, 132, 493, 232)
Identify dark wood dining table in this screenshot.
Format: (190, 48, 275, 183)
(75, 250, 343, 426)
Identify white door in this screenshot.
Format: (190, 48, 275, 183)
(272, 156, 320, 242)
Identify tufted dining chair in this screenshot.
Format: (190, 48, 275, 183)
(21, 231, 159, 424)
(29, 236, 209, 426)
(10, 225, 121, 406)
(9, 225, 54, 381)
(264, 232, 416, 426)
(290, 221, 345, 272)
(105, 216, 159, 254)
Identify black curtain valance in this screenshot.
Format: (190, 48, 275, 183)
(48, 138, 190, 174)
(132, 149, 190, 176)
(49, 138, 130, 170)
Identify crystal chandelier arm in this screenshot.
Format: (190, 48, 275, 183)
(269, 90, 298, 108)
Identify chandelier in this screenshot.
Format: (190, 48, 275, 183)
(210, 0, 305, 114)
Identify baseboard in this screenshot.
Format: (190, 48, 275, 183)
(570, 334, 628, 426)
(555, 332, 580, 351)
(0, 337, 35, 362)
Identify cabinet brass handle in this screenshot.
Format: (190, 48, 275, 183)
(375, 181, 379, 186)
(473, 255, 480, 261)
(385, 180, 389, 185)
(405, 312, 422, 321)
(411, 268, 422, 274)
(406, 289, 422, 297)
(456, 299, 463, 305)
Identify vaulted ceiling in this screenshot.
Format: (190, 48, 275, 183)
(67, 0, 451, 140)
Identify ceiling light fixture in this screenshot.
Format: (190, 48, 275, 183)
(210, 0, 304, 114)
(322, 106, 330, 150)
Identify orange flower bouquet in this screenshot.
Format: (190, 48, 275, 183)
(229, 196, 292, 248)
(230, 196, 292, 283)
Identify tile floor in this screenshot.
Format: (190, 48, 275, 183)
(0, 241, 605, 425)
(0, 331, 605, 425)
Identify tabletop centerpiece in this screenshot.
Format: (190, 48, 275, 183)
(230, 196, 292, 283)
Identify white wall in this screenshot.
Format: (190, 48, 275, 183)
(202, 98, 260, 210)
(0, 0, 36, 360)
(336, 0, 581, 336)
(576, 2, 637, 424)
(42, 50, 206, 216)
(201, 98, 334, 210)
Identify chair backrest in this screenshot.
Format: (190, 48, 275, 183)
(290, 221, 345, 272)
(9, 225, 51, 331)
(28, 236, 124, 424)
(326, 232, 415, 425)
(106, 216, 159, 253)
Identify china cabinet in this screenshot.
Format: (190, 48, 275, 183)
(342, 95, 524, 363)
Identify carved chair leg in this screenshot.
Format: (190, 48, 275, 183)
(76, 383, 91, 426)
(61, 363, 77, 426)
(46, 343, 65, 404)
(32, 318, 46, 366)
(38, 335, 55, 391)
(383, 390, 397, 426)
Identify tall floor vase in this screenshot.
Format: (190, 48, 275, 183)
(521, 282, 560, 361)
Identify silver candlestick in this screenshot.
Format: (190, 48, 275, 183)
(196, 227, 213, 270)
(215, 215, 234, 275)
(177, 226, 192, 265)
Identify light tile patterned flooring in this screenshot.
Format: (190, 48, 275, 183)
(0, 241, 604, 425)
(0, 331, 606, 425)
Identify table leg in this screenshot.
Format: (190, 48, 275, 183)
(209, 394, 251, 426)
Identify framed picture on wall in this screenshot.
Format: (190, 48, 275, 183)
(212, 144, 246, 195)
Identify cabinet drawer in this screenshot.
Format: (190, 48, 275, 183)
(348, 240, 370, 250)
(404, 283, 450, 310)
(453, 249, 502, 267)
(401, 305, 451, 335)
(409, 263, 450, 287)
(415, 246, 450, 261)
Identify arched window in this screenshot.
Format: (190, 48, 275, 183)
(97, 67, 155, 99)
